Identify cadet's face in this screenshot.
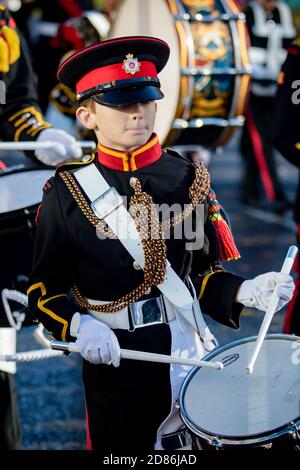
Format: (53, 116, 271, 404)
(93, 101, 157, 151)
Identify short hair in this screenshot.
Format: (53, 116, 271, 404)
(78, 98, 96, 112)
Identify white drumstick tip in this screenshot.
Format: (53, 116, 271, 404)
(245, 245, 298, 375)
(281, 245, 298, 274)
(287, 245, 298, 259)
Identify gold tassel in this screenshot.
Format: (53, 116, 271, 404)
(0, 36, 9, 72)
(1, 26, 20, 65)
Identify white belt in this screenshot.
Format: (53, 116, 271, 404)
(34, 21, 59, 37)
(85, 292, 216, 350)
(86, 296, 176, 330)
(0, 328, 16, 374)
(251, 82, 277, 97)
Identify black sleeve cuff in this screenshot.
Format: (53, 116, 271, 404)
(27, 289, 79, 342)
(199, 271, 245, 329)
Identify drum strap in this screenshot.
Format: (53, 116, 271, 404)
(72, 163, 216, 347)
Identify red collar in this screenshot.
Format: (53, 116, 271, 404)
(97, 134, 162, 171)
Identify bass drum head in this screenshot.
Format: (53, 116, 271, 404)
(171, 0, 250, 148)
(109, 0, 250, 148)
(179, 335, 300, 446)
(108, 0, 181, 145)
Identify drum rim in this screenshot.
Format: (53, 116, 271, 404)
(0, 202, 40, 218)
(0, 166, 53, 178)
(179, 334, 300, 447)
(0, 167, 54, 215)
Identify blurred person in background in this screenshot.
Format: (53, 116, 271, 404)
(240, 0, 296, 212)
(273, 38, 300, 336)
(0, 4, 82, 449)
(11, 0, 107, 112)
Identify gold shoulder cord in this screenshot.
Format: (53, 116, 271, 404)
(162, 161, 211, 230)
(59, 161, 210, 313)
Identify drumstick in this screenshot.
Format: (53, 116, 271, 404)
(0, 140, 96, 150)
(246, 245, 298, 375)
(51, 340, 224, 370)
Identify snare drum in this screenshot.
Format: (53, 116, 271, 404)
(179, 334, 300, 449)
(0, 165, 54, 324)
(108, 0, 251, 147)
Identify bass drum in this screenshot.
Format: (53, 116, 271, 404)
(108, 0, 251, 148)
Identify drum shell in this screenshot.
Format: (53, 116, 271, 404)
(0, 206, 37, 326)
(0, 164, 54, 326)
(168, 0, 250, 148)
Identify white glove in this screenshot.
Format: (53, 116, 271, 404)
(74, 314, 121, 366)
(236, 271, 295, 313)
(35, 128, 82, 166)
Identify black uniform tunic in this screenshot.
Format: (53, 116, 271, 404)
(0, 6, 51, 144)
(28, 141, 244, 450)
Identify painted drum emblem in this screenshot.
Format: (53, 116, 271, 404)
(122, 53, 141, 75)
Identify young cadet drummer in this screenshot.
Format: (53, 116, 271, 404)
(27, 36, 295, 451)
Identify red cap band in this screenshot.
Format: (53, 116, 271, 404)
(76, 61, 157, 94)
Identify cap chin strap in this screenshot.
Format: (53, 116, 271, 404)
(77, 77, 161, 102)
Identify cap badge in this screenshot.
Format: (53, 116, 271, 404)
(122, 53, 141, 75)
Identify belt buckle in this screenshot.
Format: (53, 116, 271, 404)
(129, 296, 166, 330)
(91, 187, 123, 220)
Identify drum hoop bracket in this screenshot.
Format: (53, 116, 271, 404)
(172, 116, 245, 129)
(173, 13, 246, 24)
(290, 421, 300, 449)
(181, 66, 252, 76)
